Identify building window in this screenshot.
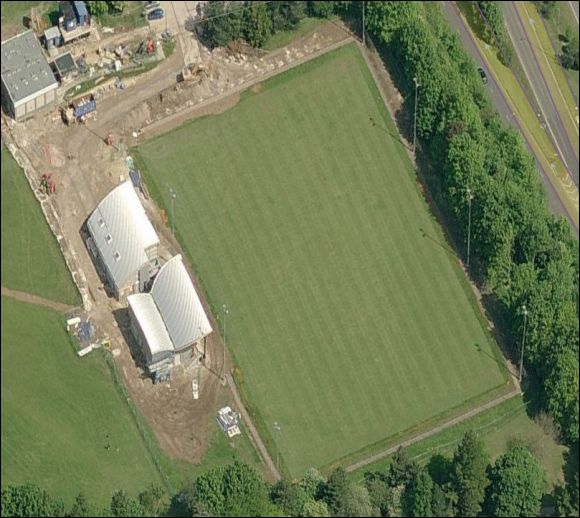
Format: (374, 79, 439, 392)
(114, 251, 121, 261)
(98, 217, 105, 227)
(105, 233, 112, 244)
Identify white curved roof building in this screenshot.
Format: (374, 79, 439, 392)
(127, 255, 212, 369)
(87, 180, 159, 298)
(151, 255, 213, 351)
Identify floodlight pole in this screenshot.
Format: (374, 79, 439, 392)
(274, 421, 281, 474)
(466, 187, 474, 268)
(169, 188, 176, 236)
(413, 77, 420, 153)
(519, 305, 529, 384)
(222, 304, 228, 382)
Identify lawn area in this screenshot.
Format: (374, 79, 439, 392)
(1, 148, 80, 306)
(0, 297, 163, 506)
(348, 396, 566, 490)
(134, 43, 509, 478)
(96, 1, 147, 31)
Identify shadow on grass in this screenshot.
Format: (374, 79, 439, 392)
(472, 341, 512, 378)
(419, 226, 457, 258)
(368, 116, 408, 150)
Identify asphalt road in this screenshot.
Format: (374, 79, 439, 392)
(502, 1, 579, 186)
(440, 2, 573, 229)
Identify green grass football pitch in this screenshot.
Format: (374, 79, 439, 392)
(1, 147, 80, 306)
(134, 43, 509, 477)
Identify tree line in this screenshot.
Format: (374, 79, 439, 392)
(354, 1, 579, 447)
(2, 433, 578, 517)
(196, 1, 336, 49)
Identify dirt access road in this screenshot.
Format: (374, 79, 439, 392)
(0, 287, 76, 313)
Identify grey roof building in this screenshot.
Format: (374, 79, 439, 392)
(86, 180, 160, 299)
(1, 31, 58, 120)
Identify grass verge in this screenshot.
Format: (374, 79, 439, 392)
(538, 1, 579, 103)
(517, 2, 579, 157)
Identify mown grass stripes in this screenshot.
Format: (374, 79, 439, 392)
(134, 43, 507, 477)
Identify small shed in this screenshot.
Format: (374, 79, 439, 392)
(53, 52, 77, 82)
(73, 1, 89, 25)
(44, 26, 62, 49)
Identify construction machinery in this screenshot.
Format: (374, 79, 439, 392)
(136, 37, 155, 56)
(177, 60, 213, 83)
(62, 93, 96, 125)
(40, 173, 56, 195)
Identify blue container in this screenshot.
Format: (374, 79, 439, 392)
(73, 95, 96, 118)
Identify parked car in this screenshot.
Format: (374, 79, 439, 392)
(477, 67, 488, 84)
(147, 8, 164, 21)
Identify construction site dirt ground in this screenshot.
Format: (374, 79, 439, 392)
(1, 20, 353, 476)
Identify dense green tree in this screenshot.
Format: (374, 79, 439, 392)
(243, 1, 273, 47)
(108, 0, 127, 13)
(302, 499, 331, 517)
(545, 347, 580, 443)
(561, 36, 579, 70)
(365, 474, 392, 517)
(138, 485, 167, 517)
(221, 461, 273, 516)
(308, 1, 336, 18)
(430, 484, 449, 517)
(67, 492, 96, 517)
(270, 480, 309, 517)
(487, 443, 546, 517)
(322, 467, 349, 515)
(451, 431, 490, 517)
(476, 1, 513, 65)
(110, 490, 144, 517)
(202, 1, 245, 48)
(1, 484, 64, 518)
(86, 0, 108, 16)
(403, 468, 433, 517)
(387, 447, 417, 487)
(535, 1, 557, 18)
(301, 468, 326, 500)
(267, 1, 306, 32)
(342, 484, 378, 517)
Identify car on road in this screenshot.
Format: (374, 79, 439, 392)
(477, 67, 488, 84)
(147, 8, 164, 21)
